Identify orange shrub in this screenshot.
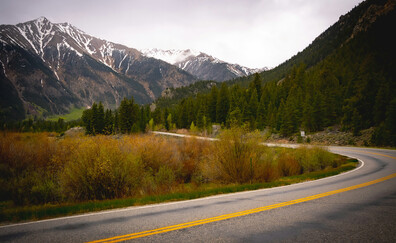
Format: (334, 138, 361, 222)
(59, 136, 143, 201)
(0, 132, 59, 204)
(277, 152, 302, 177)
(177, 138, 210, 183)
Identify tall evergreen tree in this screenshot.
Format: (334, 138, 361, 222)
(104, 109, 113, 134)
(216, 83, 230, 125)
(114, 110, 119, 133)
(91, 103, 99, 135)
(247, 89, 258, 129)
(81, 108, 93, 134)
(257, 92, 267, 130)
(208, 85, 218, 123)
(251, 73, 262, 101)
(96, 102, 105, 134)
(118, 97, 139, 133)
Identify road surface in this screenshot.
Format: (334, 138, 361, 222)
(0, 142, 395, 242)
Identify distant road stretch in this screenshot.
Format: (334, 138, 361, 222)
(1, 133, 395, 242)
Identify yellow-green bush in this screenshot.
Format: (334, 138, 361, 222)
(293, 146, 336, 172)
(202, 127, 273, 183)
(59, 136, 142, 200)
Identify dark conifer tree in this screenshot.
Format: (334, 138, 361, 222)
(216, 83, 230, 125)
(208, 85, 218, 123)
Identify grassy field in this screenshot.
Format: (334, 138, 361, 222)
(46, 107, 85, 122)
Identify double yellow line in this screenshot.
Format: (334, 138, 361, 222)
(89, 171, 396, 243)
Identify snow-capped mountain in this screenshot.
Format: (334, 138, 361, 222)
(141, 48, 267, 82)
(0, 17, 195, 120)
(140, 49, 201, 65)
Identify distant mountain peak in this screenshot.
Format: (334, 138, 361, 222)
(140, 48, 202, 64)
(141, 48, 267, 81)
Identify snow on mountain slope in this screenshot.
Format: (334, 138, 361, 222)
(0, 17, 195, 119)
(140, 48, 201, 64)
(141, 48, 267, 81)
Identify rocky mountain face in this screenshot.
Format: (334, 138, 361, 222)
(141, 48, 267, 82)
(0, 17, 195, 120)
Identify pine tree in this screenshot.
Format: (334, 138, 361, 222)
(227, 107, 242, 127)
(91, 102, 98, 135)
(96, 102, 105, 134)
(104, 109, 113, 134)
(114, 110, 119, 133)
(251, 73, 262, 101)
(164, 108, 170, 130)
(196, 105, 205, 129)
(177, 99, 188, 128)
(118, 98, 130, 133)
(82, 108, 93, 134)
(118, 97, 139, 133)
(248, 89, 258, 120)
(216, 83, 230, 125)
(256, 92, 267, 129)
(208, 85, 218, 123)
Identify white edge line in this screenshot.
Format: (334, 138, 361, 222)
(0, 142, 365, 229)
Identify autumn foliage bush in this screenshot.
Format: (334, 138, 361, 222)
(58, 136, 142, 200)
(0, 131, 338, 206)
(0, 132, 59, 205)
(202, 127, 275, 183)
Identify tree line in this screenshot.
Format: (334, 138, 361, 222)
(81, 97, 151, 135)
(1, 117, 80, 133)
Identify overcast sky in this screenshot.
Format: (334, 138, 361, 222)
(1, 0, 363, 69)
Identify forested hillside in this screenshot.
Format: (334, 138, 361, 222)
(148, 0, 396, 145)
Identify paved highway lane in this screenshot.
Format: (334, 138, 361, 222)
(1, 146, 395, 242)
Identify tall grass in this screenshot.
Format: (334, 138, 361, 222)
(0, 130, 342, 208)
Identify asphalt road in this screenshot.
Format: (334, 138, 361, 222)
(1, 145, 395, 242)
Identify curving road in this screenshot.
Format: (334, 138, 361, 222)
(0, 145, 395, 242)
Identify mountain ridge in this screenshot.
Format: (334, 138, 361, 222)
(0, 17, 196, 121)
(141, 48, 267, 81)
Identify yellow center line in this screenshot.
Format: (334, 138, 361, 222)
(333, 148, 396, 160)
(88, 171, 396, 243)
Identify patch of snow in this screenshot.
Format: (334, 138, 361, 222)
(5, 34, 23, 48)
(118, 54, 127, 69)
(141, 48, 201, 64)
(98, 41, 116, 68)
(241, 67, 250, 75)
(0, 59, 8, 78)
(53, 70, 60, 80)
(182, 60, 190, 70)
(125, 61, 130, 74)
(212, 57, 223, 64)
(61, 40, 83, 57)
(227, 65, 243, 76)
(56, 43, 61, 68)
(82, 37, 95, 55)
